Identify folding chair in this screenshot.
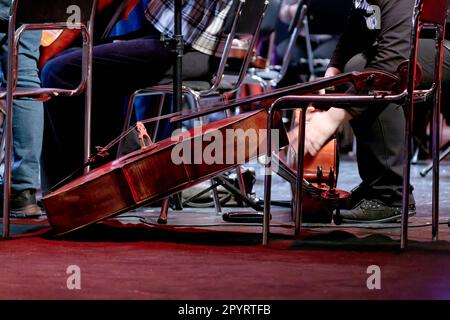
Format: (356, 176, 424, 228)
(114, 0, 269, 217)
(224, 0, 306, 93)
(222, 0, 282, 92)
(1, 0, 97, 238)
(300, 0, 353, 79)
(266, 0, 307, 88)
(120, 0, 269, 141)
(263, 0, 449, 249)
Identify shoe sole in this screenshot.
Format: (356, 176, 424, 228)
(9, 205, 42, 219)
(340, 210, 416, 224)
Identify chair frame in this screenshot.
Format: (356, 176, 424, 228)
(226, 1, 307, 92)
(1, 0, 97, 238)
(119, 0, 269, 144)
(263, 0, 448, 249)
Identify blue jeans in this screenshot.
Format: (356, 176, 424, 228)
(0, 27, 43, 192)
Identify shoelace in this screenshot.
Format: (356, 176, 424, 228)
(360, 200, 385, 210)
(359, 200, 409, 214)
(360, 199, 415, 210)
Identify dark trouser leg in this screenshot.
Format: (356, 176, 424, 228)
(350, 104, 409, 207)
(344, 53, 413, 207)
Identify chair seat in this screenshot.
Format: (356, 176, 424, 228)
(0, 87, 77, 101)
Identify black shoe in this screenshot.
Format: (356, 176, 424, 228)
(339, 199, 416, 224)
(0, 188, 42, 219)
(348, 184, 370, 209)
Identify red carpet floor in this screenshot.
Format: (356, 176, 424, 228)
(1, 214, 449, 300)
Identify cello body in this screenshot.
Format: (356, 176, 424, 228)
(298, 139, 339, 223)
(43, 109, 337, 235)
(43, 109, 285, 235)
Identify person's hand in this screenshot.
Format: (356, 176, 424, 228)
(304, 108, 352, 157)
(289, 108, 351, 157)
(324, 67, 342, 78)
(288, 68, 349, 158)
(304, 111, 340, 157)
(288, 106, 325, 155)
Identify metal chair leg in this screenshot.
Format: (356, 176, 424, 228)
(263, 111, 274, 246)
(431, 32, 445, 241)
(2, 24, 18, 239)
(83, 38, 93, 174)
(401, 103, 413, 249)
(264, 105, 307, 245)
(211, 180, 222, 215)
(432, 102, 440, 240)
(2, 85, 14, 239)
(158, 198, 170, 224)
(432, 93, 440, 241)
(294, 109, 307, 237)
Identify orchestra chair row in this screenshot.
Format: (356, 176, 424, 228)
(264, 0, 449, 249)
(227, 0, 353, 97)
(0, 0, 97, 239)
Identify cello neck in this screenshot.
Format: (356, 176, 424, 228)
(170, 69, 403, 124)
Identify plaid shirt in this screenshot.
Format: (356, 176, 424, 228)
(145, 0, 234, 57)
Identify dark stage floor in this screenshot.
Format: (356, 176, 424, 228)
(0, 158, 449, 300)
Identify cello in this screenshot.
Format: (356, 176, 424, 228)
(42, 68, 405, 235)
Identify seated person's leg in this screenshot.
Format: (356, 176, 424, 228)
(40, 37, 173, 191)
(343, 103, 415, 222)
(340, 54, 415, 222)
(0, 30, 43, 217)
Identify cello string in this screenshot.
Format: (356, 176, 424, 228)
(47, 113, 183, 192)
(47, 125, 139, 192)
(46, 75, 321, 191)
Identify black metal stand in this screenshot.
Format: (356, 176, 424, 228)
(160, 0, 264, 223)
(174, 0, 183, 115)
(172, 0, 184, 210)
(158, 0, 184, 214)
(420, 143, 450, 177)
